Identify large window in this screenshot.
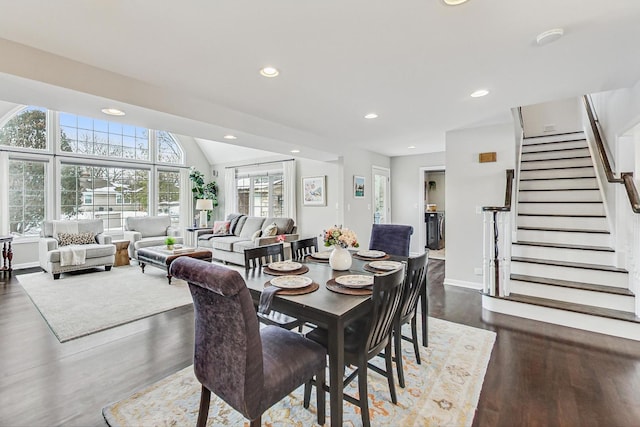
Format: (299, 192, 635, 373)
(1, 105, 186, 237)
(236, 172, 284, 217)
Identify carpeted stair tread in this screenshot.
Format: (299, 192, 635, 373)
(522, 146, 589, 155)
(510, 274, 634, 296)
(520, 176, 596, 181)
(518, 201, 602, 204)
(520, 165, 593, 171)
(518, 213, 606, 218)
(513, 241, 613, 251)
(519, 188, 599, 191)
(511, 256, 628, 273)
(521, 155, 591, 163)
(504, 293, 640, 323)
(517, 226, 609, 234)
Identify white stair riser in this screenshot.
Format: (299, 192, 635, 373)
(523, 134, 586, 145)
(522, 139, 589, 152)
(511, 262, 628, 287)
(519, 178, 598, 190)
(520, 168, 595, 180)
(519, 190, 601, 202)
(516, 228, 611, 246)
(521, 157, 592, 170)
(521, 148, 590, 161)
(518, 202, 604, 216)
(509, 280, 635, 312)
(517, 215, 608, 230)
(512, 244, 616, 265)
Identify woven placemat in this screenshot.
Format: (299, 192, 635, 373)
(263, 280, 319, 295)
(304, 254, 330, 263)
(353, 254, 391, 261)
(363, 264, 387, 274)
(325, 278, 372, 296)
(263, 265, 310, 276)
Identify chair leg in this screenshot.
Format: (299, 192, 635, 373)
(411, 317, 421, 364)
(385, 341, 398, 405)
(394, 326, 406, 388)
(316, 368, 326, 425)
(303, 379, 312, 409)
(196, 385, 211, 427)
(250, 416, 261, 427)
(358, 361, 371, 427)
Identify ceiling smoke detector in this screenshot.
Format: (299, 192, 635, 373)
(536, 28, 564, 46)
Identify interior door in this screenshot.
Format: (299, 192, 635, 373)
(372, 167, 390, 224)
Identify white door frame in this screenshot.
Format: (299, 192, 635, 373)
(372, 165, 391, 223)
(418, 165, 445, 252)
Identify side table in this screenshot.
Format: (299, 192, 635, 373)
(0, 235, 13, 277)
(113, 240, 130, 267)
(185, 227, 210, 247)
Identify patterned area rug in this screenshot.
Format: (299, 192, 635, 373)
(103, 317, 495, 426)
(18, 265, 192, 342)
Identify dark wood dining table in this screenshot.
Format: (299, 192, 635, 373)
(240, 252, 427, 427)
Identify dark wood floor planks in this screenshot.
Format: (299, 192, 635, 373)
(1, 261, 640, 426)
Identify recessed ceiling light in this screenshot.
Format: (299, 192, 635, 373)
(408, 146, 416, 149)
(259, 66, 279, 77)
(364, 113, 378, 119)
(443, 0, 470, 5)
(290, 149, 300, 153)
(223, 134, 237, 140)
(101, 108, 125, 116)
(470, 89, 489, 98)
(536, 28, 564, 46)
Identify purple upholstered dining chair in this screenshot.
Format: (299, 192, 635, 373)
(369, 223, 414, 256)
(169, 257, 326, 427)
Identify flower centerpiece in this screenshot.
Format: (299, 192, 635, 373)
(323, 225, 359, 270)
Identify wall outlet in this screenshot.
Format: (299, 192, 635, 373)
(474, 267, 483, 276)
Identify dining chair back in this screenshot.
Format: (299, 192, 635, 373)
(244, 243, 304, 331)
(304, 266, 406, 427)
(244, 243, 285, 270)
(394, 251, 428, 388)
(368, 223, 413, 257)
(290, 237, 318, 260)
(169, 257, 327, 427)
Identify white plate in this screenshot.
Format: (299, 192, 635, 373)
(270, 275, 312, 289)
(369, 261, 403, 271)
(311, 251, 332, 259)
(335, 274, 374, 288)
(357, 250, 386, 258)
(268, 261, 303, 272)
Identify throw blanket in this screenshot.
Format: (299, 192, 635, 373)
(59, 245, 87, 266)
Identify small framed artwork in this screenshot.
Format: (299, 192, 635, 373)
(354, 175, 365, 198)
(302, 175, 326, 206)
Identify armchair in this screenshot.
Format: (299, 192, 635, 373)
(124, 216, 183, 260)
(39, 219, 116, 279)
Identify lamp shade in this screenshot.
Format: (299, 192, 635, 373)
(196, 199, 213, 211)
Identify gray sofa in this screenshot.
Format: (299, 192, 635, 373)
(197, 214, 298, 265)
(39, 219, 116, 279)
(124, 216, 183, 260)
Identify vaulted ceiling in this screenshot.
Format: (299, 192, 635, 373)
(1, 0, 639, 161)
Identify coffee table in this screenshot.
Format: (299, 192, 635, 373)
(137, 246, 212, 284)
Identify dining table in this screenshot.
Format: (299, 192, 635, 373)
(240, 251, 427, 427)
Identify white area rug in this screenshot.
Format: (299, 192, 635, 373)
(18, 265, 193, 342)
(103, 317, 496, 426)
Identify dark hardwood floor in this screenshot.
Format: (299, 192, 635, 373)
(2, 260, 640, 426)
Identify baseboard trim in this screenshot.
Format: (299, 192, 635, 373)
(444, 278, 483, 290)
(12, 262, 39, 270)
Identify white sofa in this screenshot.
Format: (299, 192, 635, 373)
(39, 219, 116, 279)
(124, 216, 183, 260)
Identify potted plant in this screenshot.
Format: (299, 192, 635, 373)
(165, 236, 176, 250)
(189, 167, 219, 222)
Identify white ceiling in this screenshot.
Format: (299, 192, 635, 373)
(0, 0, 639, 161)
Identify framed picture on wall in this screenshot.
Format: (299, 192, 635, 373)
(354, 175, 365, 198)
(302, 175, 326, 206)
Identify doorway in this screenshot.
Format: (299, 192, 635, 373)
(372, 166, 390, 224)
(419, 166, 445, 259)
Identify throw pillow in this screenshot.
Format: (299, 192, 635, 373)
(212, 220, 231, 235)
(261, 222, 278, 237)
(58, 232, 95, 246)
(251, 229, 262, 242)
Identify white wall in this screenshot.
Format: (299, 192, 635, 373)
(390, 151, 446, 254)
(521, 97, 582, 137)
(425, 171, 446, 211)
(445, 123, 516, 288)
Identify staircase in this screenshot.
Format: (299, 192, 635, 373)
(487, 131, 640, 339)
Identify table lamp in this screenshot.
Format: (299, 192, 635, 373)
(196, 199, 213, 227)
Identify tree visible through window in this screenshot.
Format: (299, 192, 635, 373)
(235, 172, 283, 217)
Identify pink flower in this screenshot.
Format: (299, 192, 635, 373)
(276, 234, 286, 243)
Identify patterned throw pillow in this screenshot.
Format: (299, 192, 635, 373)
(212, 221, 231, 235)
(261, 222, 278, 237)
(58, 232, 95, 246)
(251, 229, 262, 242)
